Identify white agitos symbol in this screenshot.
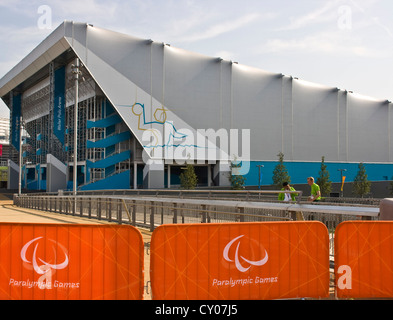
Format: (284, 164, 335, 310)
(223, 235, 268, 272)
(20, 237, 69, 275)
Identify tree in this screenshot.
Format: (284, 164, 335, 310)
(229, 160, 246, 190)
(353, 162, 371, 197)
(180, 164, 198, 189)
(316, 156, 332, 197)
(272, 152, 291, 189)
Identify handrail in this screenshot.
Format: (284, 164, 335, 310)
(20, 189, 305, 204)
(15, 193, 379, 220)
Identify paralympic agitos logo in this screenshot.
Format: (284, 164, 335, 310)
(223, 235, 269, 272)
(8, 236, 80, 290)
(20, 237, 69, 275)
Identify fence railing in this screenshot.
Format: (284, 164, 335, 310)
(27, 188, 382, 207)
(14, 192, 380, 233)
(13, 192, 380, 289)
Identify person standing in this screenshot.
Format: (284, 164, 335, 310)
(278, 182, 304, 220)
(278, 182, 297, 202)
(307, 177, 321, 202)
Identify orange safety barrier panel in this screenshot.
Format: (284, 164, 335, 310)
(0, 223, 144, 300)
(150, 222, 329, 300)
(335, 221, 393, 299)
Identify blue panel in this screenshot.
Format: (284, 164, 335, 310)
(106, 144, 115, 157)
(86, 151, 130, 169)
(86, 131, 131, 148)
(27, 180, 38, 190)
(244, 161, 393, 186)
(86, 114, 121, 129)
(11, 94, 21, 151)
(105, 99, 115, 116)
(106, 124, 116, 136)
(53, 66, 66, 144)
(106, 164, 115, 177)
(80, 170, 130, 190)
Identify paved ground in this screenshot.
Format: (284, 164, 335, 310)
(0, 198, 152, 300)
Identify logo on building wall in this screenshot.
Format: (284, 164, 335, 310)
(223, 235, 269, 272)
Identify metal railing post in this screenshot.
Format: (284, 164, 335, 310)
(118, 199, 122, 224)
(150, 201, 155, 232)
(132, 200, 136, 226)
(173, 202, 178, 224)
(108, 199, 112, 222)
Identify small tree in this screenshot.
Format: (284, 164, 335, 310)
(353, 162, 371, 197)
(272, 152, 291, 189)
(180, 164, 198, 189)
(316, 156, 332, 197)
(229, 160, 246, 190)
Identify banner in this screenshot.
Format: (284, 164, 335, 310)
(341, 176, 346, 192)
(53, 66, 66, 145)
(335, 221, 393, 299)
(150, 222, 330, 300)
(11, 94, 21, 151)
(0, 223, 144, 300)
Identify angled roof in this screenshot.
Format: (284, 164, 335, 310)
(0, 21, 72, 97)
(0, 21, 223, 163)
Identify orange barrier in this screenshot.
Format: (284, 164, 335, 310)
(335, 221, 393, 299)
(150, 222, 329, 300)
(0, 223, 144, 300)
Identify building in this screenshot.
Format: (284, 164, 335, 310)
(0, 118, 10, 187)
(0, 21, 392, 192)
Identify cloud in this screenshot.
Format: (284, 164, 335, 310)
(174, 13, 262, 43)
(259, 31, 391, 58)
(279, 0, 341, 31)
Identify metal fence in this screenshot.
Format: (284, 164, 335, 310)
(12, 191, 382, 298)
(14, 191, 379, 232)
(15, 195, 292, 228)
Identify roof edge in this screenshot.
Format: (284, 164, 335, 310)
(0, 21, 83, 98)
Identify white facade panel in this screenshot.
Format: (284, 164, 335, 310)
(164, 47, 221, 131)
(232, 65, 283, 161)
(292, 81, 339, 161)
(347, 96, 389, 162)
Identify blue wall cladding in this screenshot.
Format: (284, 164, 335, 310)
(86, 151, 130, 169)
(86, 114, 121, 129)
(86, 131, 131, 149)
(80, 170, 130, 190)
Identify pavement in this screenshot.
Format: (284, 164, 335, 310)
(0, 198, 153, 300)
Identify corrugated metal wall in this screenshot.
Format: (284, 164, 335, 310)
(64, 22, 392, 164)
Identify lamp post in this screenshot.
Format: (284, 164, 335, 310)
(256, 164, 264, 190)
(18, 116, 23, 196)
(338, 168, 347, 197)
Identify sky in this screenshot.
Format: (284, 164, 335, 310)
(0, 0, 392, 118)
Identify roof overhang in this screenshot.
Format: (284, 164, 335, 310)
(0, 21, 77, 99)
